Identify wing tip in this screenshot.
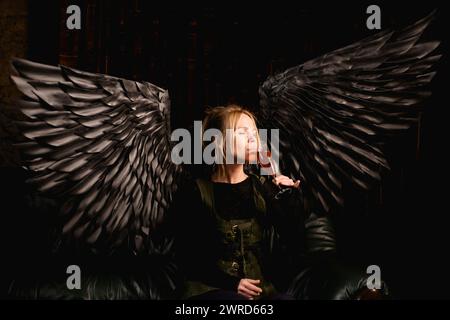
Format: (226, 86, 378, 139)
(414, 9, 438, 28)
(10, 58, 20, 76)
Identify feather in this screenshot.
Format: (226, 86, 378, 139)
(10, 58, 183, 254)
(259, 12, 440, 214)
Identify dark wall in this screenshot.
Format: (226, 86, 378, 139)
(24, 2, 444, 126)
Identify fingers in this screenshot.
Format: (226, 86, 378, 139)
(237, 279, 263, 299)
(247, 279, 261, 284)
(274, 175, 292, 185)
(240, 281, 260, 296)
(272, 176, 284, 186)
(245, 282, 263, 294)
(239, 286, 259, 297)
(273, 175, 301, 189)
(237, 290, 254, 299)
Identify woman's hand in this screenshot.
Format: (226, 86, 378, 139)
(237, 278, 263, 299)
(272, 175, 301, 189)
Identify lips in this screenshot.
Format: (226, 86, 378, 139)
(247, 143, 258, 153)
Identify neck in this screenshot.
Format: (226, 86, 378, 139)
(212, 164, 248, 184)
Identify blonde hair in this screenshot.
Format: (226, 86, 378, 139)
(202, 104, 260, 173)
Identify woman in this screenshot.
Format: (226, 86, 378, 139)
(174, 105, 304, 300)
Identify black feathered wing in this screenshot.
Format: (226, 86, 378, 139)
(259, 12, 440, 213)
(10, 58, 182, 254)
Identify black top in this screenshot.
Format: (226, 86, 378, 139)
(213, 176, 256, 220)
(173, 173, 305, 293)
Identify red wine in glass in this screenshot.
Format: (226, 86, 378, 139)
(258, 148, 278, 177)
(258, 148, 292, 199)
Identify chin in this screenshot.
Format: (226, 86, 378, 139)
(246, 152, 258, 163)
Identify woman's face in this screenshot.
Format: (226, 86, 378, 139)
(232, 113, 258, 163)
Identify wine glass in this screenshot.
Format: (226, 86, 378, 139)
(257, 147, 292, 199)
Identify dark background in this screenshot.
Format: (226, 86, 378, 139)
(0, 0, 449, 299)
